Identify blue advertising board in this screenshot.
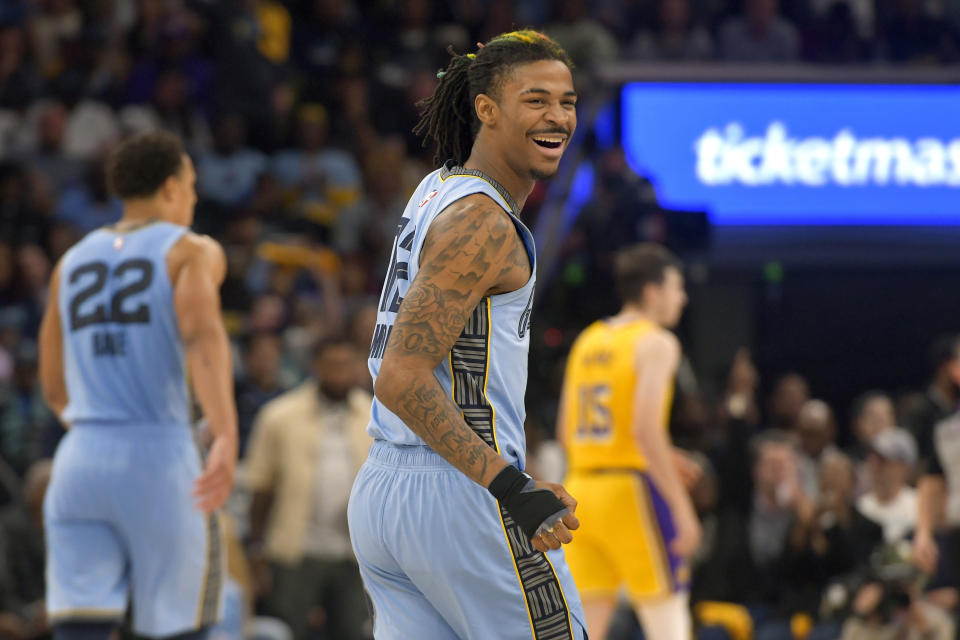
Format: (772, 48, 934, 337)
(621, 83, 960, 224)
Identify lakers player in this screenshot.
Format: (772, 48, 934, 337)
(559, 243, 701, 640)
(38, 132, 235, 640)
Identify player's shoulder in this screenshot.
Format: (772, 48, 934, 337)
(433, 192, 514, 236)
(176, 231, 223, 255)
(636, 327, 680, 360)
(167, 231, 226, 282)
(169, 231, 225, 264)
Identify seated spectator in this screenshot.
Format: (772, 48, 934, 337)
(273, 104, 362, 235)
(719, 0, 800, 62)
(628, 0, 714, 61)
(244, 338, 372, 640)
(235, 331, 289, 457)
(20, 102, 85, 194)
(197, 113, 267, 208)
(857, 428, 918, 543)
(54, 156, 122, 234)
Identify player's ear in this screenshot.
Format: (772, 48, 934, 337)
(475, 93, 498, 127)
(158, 174, 178, 203)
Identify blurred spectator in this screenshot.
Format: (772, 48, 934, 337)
(768, 372, 810, 430)
(292, 0, 365, 106)
(691, 432, 813, 636)
(196, 113, 267, 208)
(0, 342, 57, 473)
(848, 390, 897, 495)
(245, 338, 371, 640)
(850, 391, 897, 455)
(857, 428, 917, 543)
(842, 562, 956, 640)
(785, 452, 882, 629)
(545, 0, 620, 70)
(0, 243, 18, 317)
(719, 0, 800, 62)
(747, 434, 810, 602)
(273, 104, 362, 236)
(794, 399, 839, 498)
(804, 1, 873, 63)
(14, 245, 49, 338)
(912, 391, 960, 598)
(124, 8, 209, 95)
(21, 102, 84, 194)
(331, 74, 379, 161)
(186, 0, 281, 148)
(808, 0, 876, 41)
(878, 0, 959, 64)
(0, 163, 47, 247)
(28, 0, 82, 77)
(334, 147, 404, 264)
(628, 0, 714, 61)
(253, 0, 292, 65)
(121, 69, 213, 154)
(235, 332, 289, 456)
(346, 300, 378, 357)
(0, 23, 40, 110)
(54, 157, 122, 233)
(0, 459, 50, 640)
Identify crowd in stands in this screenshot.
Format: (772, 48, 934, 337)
(1, 0, 960, 638)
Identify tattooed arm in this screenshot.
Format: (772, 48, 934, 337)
(374, 194, 530, 487)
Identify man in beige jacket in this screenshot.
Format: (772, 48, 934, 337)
(244, 337, 372, 640)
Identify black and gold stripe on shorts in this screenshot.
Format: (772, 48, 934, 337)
(190, 426, 225, 628)
(196, 512, 223, 627)
(450, 299, 574, 640)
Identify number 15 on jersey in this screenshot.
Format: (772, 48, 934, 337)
(576, 384, 612, 441)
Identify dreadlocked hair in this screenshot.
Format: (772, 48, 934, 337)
(413, 30, 573, 167)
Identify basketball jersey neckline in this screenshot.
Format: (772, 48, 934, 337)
(440, 160, 519, 214)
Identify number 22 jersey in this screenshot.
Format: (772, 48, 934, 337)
(58, 221, 190, 427)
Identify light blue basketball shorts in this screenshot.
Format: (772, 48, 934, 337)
(348, 440, 587, 639)
(44, 425, 225, 637)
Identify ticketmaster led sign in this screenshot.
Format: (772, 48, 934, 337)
(621, 83, 960, 224)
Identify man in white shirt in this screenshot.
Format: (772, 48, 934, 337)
(857, 427, 918, 544)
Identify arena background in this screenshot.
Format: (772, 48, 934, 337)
(0, 0, 959, 638)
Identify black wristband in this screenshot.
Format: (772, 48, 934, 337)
(487, 465, 530, 501)
(487, 465, 568, 540)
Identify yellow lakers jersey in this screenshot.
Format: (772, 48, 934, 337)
(561, 319, 674, 473)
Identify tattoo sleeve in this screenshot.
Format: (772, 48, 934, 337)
(376, 195, 530, 487)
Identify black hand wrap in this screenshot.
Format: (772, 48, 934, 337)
(487, 465, 568, 540)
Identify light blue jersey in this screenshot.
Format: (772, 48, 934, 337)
(58, 220, 189, 428)
(351, 162, 585, 639)
(45, 220, 224, 636)
(367, 161, 537, 469)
